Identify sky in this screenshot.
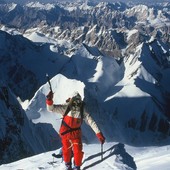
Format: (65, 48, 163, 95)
(3, 0, 170, 4)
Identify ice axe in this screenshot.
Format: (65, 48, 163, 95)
(46, 73, 53, 92)
(101, 143, 103, 161)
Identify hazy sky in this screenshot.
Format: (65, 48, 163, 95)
(3, 0, 170, 4)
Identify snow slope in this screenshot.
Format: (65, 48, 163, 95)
(1, 142, 170, 170)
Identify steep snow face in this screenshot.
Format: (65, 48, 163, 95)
(70, 45, 122, 98)
(0, 30, 70, 100)
(0, 84, 60, 165)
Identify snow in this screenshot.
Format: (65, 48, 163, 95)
(1, 2, 170, 169)
(0, 25, 21, 35)
(26, 2, 55, 10)
(133, 145, 170, 170)
(88, 56, 103, 82)
(17, 97, 30, 110)
(0, 142, 170, 170)
(8, 3, 17, 12)
(64, 5, 77, 12)
(23, 27, 73, 51)
(125, 5, 148, 16)
(79, 2, 92, 11)
(26, 74, 85, 132)
(24, 31, 56, 44)
(62, 1, 92, 12)
(126, 29, 138, 41)
(125, 4, 169, 27)
(86, 25, 97, 36)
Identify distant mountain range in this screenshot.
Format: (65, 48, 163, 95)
(0, 1, 170, 58)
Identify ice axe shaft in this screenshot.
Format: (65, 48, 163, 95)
(46, 74, 53, 92)
(101, 143, 103, 161)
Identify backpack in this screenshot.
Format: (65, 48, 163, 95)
(60, 100, 84, 136)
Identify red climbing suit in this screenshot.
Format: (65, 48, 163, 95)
(46, 93, 104, 167)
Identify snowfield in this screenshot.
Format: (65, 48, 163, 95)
(0, 142, 170, 170)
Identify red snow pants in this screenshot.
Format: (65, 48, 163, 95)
(61, 137, 84, 166)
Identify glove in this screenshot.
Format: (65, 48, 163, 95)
(46, 91, 53, 105)
(96, 132, 105, 144)
(66, 97, 71, 103)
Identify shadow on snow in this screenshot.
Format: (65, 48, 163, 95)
(82, 143, 137, 170)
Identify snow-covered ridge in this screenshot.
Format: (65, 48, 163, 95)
(26, 2, 55, 10)
(7, 2, 17, 12)
(1, 142, 170, 170)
